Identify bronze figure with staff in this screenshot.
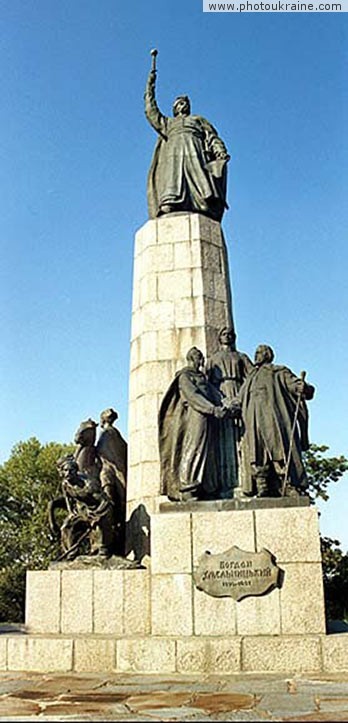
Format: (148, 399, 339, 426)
(237, 345, 315, 498)
(144, 48, 230, 222)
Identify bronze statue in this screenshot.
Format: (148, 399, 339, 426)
(207, 327, 253, 498)
(51, 455, 115, 560)
(49, 408, 128, 561)
(145, 49, 230, 222)
(73, 418, 101, 481)
(96, 408, 127, 554)
(237, 344, 315, 497)
(158, 347, 228, 502)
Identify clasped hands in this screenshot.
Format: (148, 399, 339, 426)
(213, 397, 241, 419)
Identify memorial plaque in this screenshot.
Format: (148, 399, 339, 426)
(194, 546, 280, 601)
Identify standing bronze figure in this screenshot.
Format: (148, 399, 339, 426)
(145, 50, 230, 222)
(158, 347, 227, 502)
(96, 408, 127, 555)
(238, 345, 315, 497)
(207, 327, 253, 497)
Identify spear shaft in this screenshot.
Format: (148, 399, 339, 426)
(281, 370, 306, 497)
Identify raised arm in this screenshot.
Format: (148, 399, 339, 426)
(144, 68, 168, 137)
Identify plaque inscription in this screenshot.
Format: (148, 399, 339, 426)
(194, 546, 280, 601)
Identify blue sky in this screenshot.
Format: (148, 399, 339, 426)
(1, 1, 347, 546)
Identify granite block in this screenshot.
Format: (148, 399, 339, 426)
(176, 637, 241, 673)
(174, 241, 193, 269)
(193, 587, 237, 636)
(25, 570, 61, 634)
(255, 507, 321, 563)
(280, 562, 326, 634)
(135, 219, 157, 254)
(61, 570, 93, 634)
(322, 633, 348, 672)
(117, 638, 176, 673)
(123, 569, 151, 635)
(236, 587, 281, 636)
(74, 638, 116, 673)
(157, 214, 191, 244)
(192, 510, 255, 564)
(7, 637, 73, 673)
(142, 300, 175, 331)
(175, 298, 204, 328)
(93, 570, 124, 635)
(139, 273, 158, 306)
(151, 513, 191, 574)
(157, 270, 192, 301)
(242, 635, 322, 673)
(0, 638, 7, 670)
(151, 574, 193, 636)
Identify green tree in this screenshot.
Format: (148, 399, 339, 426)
(0, 437, 73, 622)
(303, 443, 348, 503)
(303, 444, 348, 622)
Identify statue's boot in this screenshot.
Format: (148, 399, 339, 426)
(159, 204, 174, 214)
(179, 481, 200, 501)
(284, 483, 300, 500)
(255, 476, 269, 497)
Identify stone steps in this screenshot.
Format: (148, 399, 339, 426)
(1, 632, 348, 675)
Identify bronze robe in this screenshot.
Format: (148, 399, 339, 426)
(145, 72, 229, 222)
(207, 348, 253, 497)
(238, 364, 314, 490)
(159, 366, 222, 500)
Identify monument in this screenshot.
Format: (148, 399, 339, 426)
(5, 50, 346, 677)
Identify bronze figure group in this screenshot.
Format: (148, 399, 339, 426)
(49, 409, 127, 561)
(159, 331, 315, 503)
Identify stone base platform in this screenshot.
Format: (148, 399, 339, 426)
(160, 495, 310, 513)
(150, 505, 326, 637)
(1, 632, 348, 674)
(11, 505, 330, 674)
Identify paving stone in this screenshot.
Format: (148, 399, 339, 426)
(9, 672, 104, 695)
(0, 697, 41, 716)
(136, 707, 210, 720)
(0, 678, 40, 696)
(40, 701, 131, 716)
(295, 678, 348, 697)
(1, 671, 348, 721)
(318, 695, 348, 711)
(191, 691, 256, 712)
(255, 692, 318, 718)
(8, 689, 57, 700)
(218, 674, 291, 694)
(126, 690, 192, 710)
(59, 692, 129, 704)
(210, 713, 273, 722)
(283, 712, 348, 721)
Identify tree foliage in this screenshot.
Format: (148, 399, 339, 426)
(303, 444, 348, 621)
(321, 536, 348, 622)
(0, 438, 73, 622)
(303, 444, 348, 503)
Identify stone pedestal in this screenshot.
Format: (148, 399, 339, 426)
(8, 215, 339, 676)
(17, 504, 331, 674)
(25, 568, 151, 636)
(150, 504, 326, 638)
(127, 214, 233, 519)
